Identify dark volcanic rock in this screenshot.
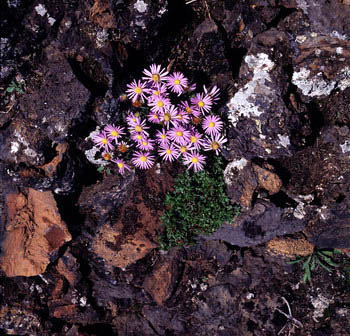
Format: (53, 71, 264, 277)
(202, 200, 307, 247)
(225, 29, 305, 160)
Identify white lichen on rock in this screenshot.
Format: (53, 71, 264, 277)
(292, 67, 350, 97)
(224, 158, 248, 187)
(12, 130, 40, 163)
(340, 140, 350, 153)
(311, 294, 333, 322)
(226, 53, 275, 126)
(292, 68, 336, 97)
(134, 0, 148, 13)
(277, 134, 291, 148)
(85, 129, 108, 166)
(35, 4, 47, 16)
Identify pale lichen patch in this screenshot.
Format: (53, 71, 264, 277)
(227, 53, 275, 127)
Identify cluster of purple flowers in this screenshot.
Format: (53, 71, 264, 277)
(90, 64, 227, 174)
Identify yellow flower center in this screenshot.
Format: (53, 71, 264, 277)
(174, 79, 181, 85)
(166, 149, 172, 154)
(111, 130, 118, 137)
(190, 136, 197, 143)
(102, 138, 108, 144)
(140, 156, 147, 162)
(152, 114, 158, 119)
(176, 131, 183, 137)
(142, 141, 148, 146)
(135, 125, 142, 132)
(185, 107, 192, 114)
(157, 100, 164, 108)
(192, 157, 199, 163)
(154, 90, 160, 96)
(152, 74, 160, 82)
(164, 113, 170, 121)
(180, 146, 187, 153)
(211, 142, 219, 150)
(117, 162, 124, 169)
(198, 101, 204, 108)
(161, 134, 166, 139)
(209, 122, 215, 128)
(135, 87, 142, 94)
(136, 134, 142, 140)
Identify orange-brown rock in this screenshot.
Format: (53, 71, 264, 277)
(92, 224, 157, 269)
(39, 143, 68, 177)
(144, 258, 176, 305)
(56, 250, 78, 286)
(89, 0, 116, 28)
(253, 164, 282, 195)
(52, 305, 78, 319)
(0, 189, 71, 277)
(91, 167, 174, 269)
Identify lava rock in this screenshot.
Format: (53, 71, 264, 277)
(202, 200, 307, 247)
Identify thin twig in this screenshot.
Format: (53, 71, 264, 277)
(276, 297, 303, 335)
(185, 0, 197, 4)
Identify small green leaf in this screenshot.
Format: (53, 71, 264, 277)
(317, 259, 333, 273)
(7, 86, 15, 93)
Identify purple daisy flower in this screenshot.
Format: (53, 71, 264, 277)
(148, 95, 171, 114)
(137, 137, 155, 151)
(129, 119, 150, 137)
(159, 105, 179, 129)
(158, 143, 179, 162)
(147, 111, 161, 124)
(203, 85, 220, 102)
(183, 151, 206, 172)
(188, 130, 206, 150)
(112, 158, 131, 175)
(142, 64, 169, 84)
(175, 112, 190, 125)
(191, 92, 213, 114)
(202, 115, 223, 136)
(180, 101, 201, 117)
(126, 80, 150, 102)
(155, 129, 170, 146)
(91, 131, 114, 152)
(168, 126, 191, 145)
(104, 124, 125, 144)
(166, 72, 188, 95)
(132, 151, 155, 169)
(148, 83, 168, 100)
(131, 133, 144, 143)
(126, 112, 141, 127)
(203, 133, 227, 155)
(174, 143, 194, 156)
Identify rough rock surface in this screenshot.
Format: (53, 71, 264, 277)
(1, 0, 350, 335)
(0, 188, 71, 277)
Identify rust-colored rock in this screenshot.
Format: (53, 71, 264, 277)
(0, 189, 71, 277)
(39, 143, 68, 177)
(253, 164, 282, 195)
(225, 160, 282, 208)
(52, 305, 78, 319)
(89, 0, 116, 28)
(144, 258, 176, 305)
(92, 224, 157, 269)
(89, 167, 174, 269)
(56, 250, 79, 286)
